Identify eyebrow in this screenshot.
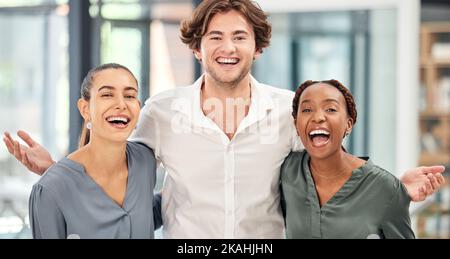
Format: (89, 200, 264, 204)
(206, 30, 249, 36)
(233, 30, 249, 36)
(206, 31, 223, 36)
(300, 98, 340, 104)
(98, 85, 137, 92)
(323, 98, 340, 104)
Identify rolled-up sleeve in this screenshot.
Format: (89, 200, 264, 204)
(29, 184, 66, 239)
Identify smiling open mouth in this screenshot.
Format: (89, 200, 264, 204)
(309, 129, 330, 147)
(216, 57, 239, 65)
(106, 116, 130, 128)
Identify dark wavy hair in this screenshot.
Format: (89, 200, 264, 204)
(180, 0, 272, 53)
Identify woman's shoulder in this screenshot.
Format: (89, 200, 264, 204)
(35, 158, 83, 195)
(283, 150, 308, 166)
(281, 150, 308, 177)
(126, 141, 157, 172)
(363, 162, 404, 195)
(127, 141, 155, 158)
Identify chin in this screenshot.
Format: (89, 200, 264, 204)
(308, 151, 326, 160)
(306, 146, 332, 159)
(110, 133, 131, 143)
(111, 138, 129, 144)
(219, 76, 241, 85)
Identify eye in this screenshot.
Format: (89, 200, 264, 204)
(302, 108, 312, 113)
(210, 37, 221, 40)
(326, 108, 337, 112)
(234, 36, 245, 41)
(125, 95, 136, 99)
(101, 93, 113, 97)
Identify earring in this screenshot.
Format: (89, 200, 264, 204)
(86, 122, 92, 130)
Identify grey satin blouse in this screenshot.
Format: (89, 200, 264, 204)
(29, 141, 162, 239)
(280, 150, 414, 239)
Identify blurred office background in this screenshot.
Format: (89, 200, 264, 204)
(0, 0, 449, 239)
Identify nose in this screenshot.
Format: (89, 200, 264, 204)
(312, 110, 326, 123)
(221, 37, 237, 53)
(115, 96, 127, 110)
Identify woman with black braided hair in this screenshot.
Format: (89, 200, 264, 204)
(280, 79, 415, 239)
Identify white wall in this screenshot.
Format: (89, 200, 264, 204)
(369, 9, 397, 173)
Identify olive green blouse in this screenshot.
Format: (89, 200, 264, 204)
(280, 151, 414, 239)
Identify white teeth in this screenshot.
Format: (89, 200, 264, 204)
(107, 117, 129, 123)
(309, 130, 330, 136)
(217, 58, 238, 64)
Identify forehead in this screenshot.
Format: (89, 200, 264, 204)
(300, 83, 345, 103)
(206, 10, 254, 34)
(92, 68, 137, 89)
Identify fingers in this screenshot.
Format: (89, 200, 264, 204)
(20, 149, 27, 164)
(3, 133, 15, 154)
(3, 132, 31, 170)
(423, 177, 433, 197)
(427, 173, 439, 192)
(3, 131, 14, 142)
(22, 153, 34, 172)
(13, 138, 23, 161)
(17, 130, 36, 148)
(418, 186, 426, 202)
(422, 165, 446, 175)
(436, 173, 446, 185)
(4, 131, 32, 161)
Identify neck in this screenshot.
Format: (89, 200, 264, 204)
(75, 136, 127, 177)
(309, 150, 355, 181)
(203, 74, 251, 100)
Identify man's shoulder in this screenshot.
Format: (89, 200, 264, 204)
(140, 85, 197, 117)
(255, 83, 296, 116)
(257, 83, 295, 99)
(145, 85, 196, 106)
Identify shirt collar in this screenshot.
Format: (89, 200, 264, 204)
(240, 75, 274, 130)
(172, 74, 275, 131)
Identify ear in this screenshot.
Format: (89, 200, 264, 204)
(345, 117, 354, 136)
(294, 119, 302, 137)
(77, 98, 90, 121)
(253, 49, 262, 60)
(193, 48, 202, 61)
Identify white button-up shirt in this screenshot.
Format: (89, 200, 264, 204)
(130, 75, 302, 238)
